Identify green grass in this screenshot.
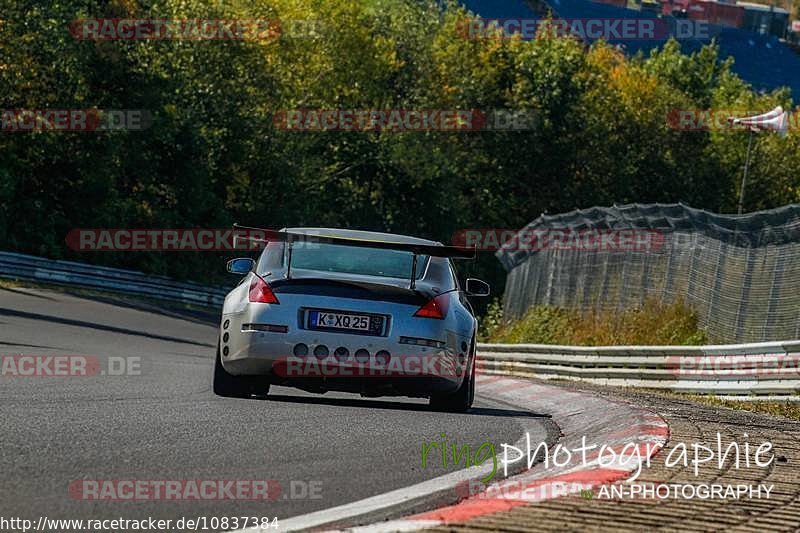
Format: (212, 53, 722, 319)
(687, 395, 800, 420)
(480, 299, 708, 346)
(638, 389, 800, 421)
(479, 298, 800, 419)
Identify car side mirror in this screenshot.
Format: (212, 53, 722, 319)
(227, 258, 255, 274)
(465, 278, 490, 297)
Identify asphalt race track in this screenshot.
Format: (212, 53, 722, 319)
(0, 285, 557, 526)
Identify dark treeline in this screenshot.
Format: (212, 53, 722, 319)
(2, 0, 799, 297)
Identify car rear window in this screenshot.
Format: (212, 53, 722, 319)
(288, 242, 429, 279)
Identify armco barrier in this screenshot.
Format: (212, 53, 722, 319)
(0, 251, 227, 306)
(478, 341, 800, 399)
(3, 251, 798, 398)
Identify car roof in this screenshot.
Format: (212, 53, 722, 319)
(283, 227, 443, 247)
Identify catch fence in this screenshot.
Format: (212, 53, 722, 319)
(497, 203, 800, 343)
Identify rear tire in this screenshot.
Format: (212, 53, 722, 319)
(429, 344, 475, 413)
(213, 341, 269, 399)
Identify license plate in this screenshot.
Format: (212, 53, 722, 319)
(307, 309, 385, 335)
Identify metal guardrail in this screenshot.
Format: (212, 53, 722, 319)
(3, 251, 798, 398)
(0, 251, 227, 306)
(478, 341, 800, 399)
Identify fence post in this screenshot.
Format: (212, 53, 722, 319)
(764, 246, 786, 339)
(640, 250, 651, 306)
(582, 249, 598, 308)
(661, 234, 677, 302)
(598, 252, 610, 310)
(734, 247, 755, 342)
(544, 249, 558, 306)
(617, 253, 629, 311)
(707, 241, 726, 328)
(686, 236, 700, 307)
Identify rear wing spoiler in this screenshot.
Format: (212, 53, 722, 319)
(232, 224, 476, 258)
(232, 223, 476, 289)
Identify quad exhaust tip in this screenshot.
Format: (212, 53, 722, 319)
(354, 349, 370, 363)
(293, 343, 309, 357)
(334, 347, 350, 361)
(375, 350, 390, 365)
(313, 345, 329, 359)
(297, 345, 391, 364)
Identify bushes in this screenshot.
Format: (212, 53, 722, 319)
(1, 0, 799, 289)
(482, 299, 708, 346)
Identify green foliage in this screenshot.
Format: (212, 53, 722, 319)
(484, 299, 708, 346)
(477, 297, 504, 340)
(485, 305, 574, 344)
(1, 0, 799, 292)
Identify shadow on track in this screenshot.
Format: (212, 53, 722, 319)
(239, 393, 551, 418)
(0, 286, 59, 301)
(0, 284, 220, 326)
(67, 292, 220, 326)
(0, 307, 215, 348)
(0, 341, 65, 350)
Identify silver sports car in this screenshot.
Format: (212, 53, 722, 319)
(213, 227, 490, 412)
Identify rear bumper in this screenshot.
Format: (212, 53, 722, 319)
(218, 287, 475, 396)
(220, 322, 467, 395)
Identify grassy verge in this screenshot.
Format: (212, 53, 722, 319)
(635, 388, 800, 422)
(478, 299, 800, 420)
(480, 299, 708, 346)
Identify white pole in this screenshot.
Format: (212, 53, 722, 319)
(738, 129, 756, 215)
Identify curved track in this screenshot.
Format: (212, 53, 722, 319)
(0, 286, 556, 525)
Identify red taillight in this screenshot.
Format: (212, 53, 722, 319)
(249, 275, 279, 304)
(413, 293, 449, 319)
